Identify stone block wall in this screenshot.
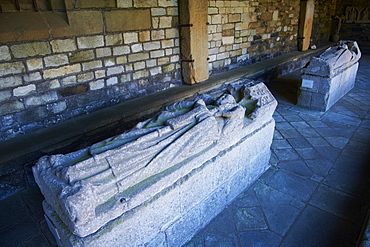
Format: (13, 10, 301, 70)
(0, 0, 334, 141)
(311, 0, 337, 45)
(0, 0, 182, 141)
(208, 0, 300, 75)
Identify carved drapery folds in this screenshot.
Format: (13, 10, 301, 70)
(346, 6, 370, 23)
(33, 80, 277, 238)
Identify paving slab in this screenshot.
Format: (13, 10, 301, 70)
(238, 231, 282, 247)
(278, 160, 314, 178)
(324, 168, 367, 197)
(280, 206, 355, 247)
(266, 170, 318, 202)
(286, 138, 312, 148)
(262, 204, 301, 236)
(309, 184, 365, 222)
(306, 137, 331, 146)
(304, 158, 332, 178)
(295, 147, 323, 159)
(273, 148, 301, 161)
(234, 207, 268, 231)
(279, 128, 304, 139)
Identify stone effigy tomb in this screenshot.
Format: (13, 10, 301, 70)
(298, 40, 361, 111)
(33, 79, 277, 246)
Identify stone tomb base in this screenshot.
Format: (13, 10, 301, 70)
(44, 121, 274, 246)
(298, 62, 359, 111)
(298, 40, 361, 111)
(33, 80, 277, 246)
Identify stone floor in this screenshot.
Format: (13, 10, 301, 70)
(0, 55, 369, 247)
(184, 56, 370, 247)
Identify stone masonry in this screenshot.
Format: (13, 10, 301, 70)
(0, 1, 182, 141)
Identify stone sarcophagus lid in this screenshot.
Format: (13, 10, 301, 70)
(33, 80, 277, 247)
(298, 40, 361, 111)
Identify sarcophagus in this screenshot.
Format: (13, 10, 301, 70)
(298, 40, 361, 111)
(33, 79, 277, 246)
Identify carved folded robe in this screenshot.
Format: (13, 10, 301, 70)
(33, 80, 276, 237)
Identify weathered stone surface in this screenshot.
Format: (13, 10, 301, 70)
(298, 41, 361, 111)
(10, 42, 51, 58)
(0, 100, 24, 115)
(26, 58, 43, 71)
(23, 72, 42, 82)
(77, 36, 104, 50)
(33, 80, 277, 246)
(50, 39, 78, 53)
(105, 34, 123, 46)
(77, 72, 94, 83)
(43, 64, 81, 79)
(117, 0, 132, 8)
(134, 0, 157, 7)
(159, 0, 177, 7)
(302, 40, 361, 78)
(82, 61, 103, 71)
(44, 54, 69, 68)
(13, 84, 36, 97)
(0, 90, 11, 102)
(128, 53, 150, 62)
(75, 0, 116, 8)
(0, 62, 25, 77)
(0, 75, 23, 89)
(89, 79, 105, 90)
(105, 10, 151, 32)
(69, 50, 95, 63)
(24, 92, 58, 106)
(0, 46, 11, 61)
(50, 11, 103, 38)
(0, 12, 50, 43)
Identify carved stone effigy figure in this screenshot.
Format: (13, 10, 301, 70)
(33, 80, 277, 246)
(298, 40, 361, 111)
(303, 40, 361, 77)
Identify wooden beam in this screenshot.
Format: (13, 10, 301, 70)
(298, 0, 315, 51)
(179, 0, 209, 84)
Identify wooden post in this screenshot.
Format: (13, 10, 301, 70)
(179, 0, 209, 84)
(298, 0, 315, 51)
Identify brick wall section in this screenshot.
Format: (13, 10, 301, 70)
(0, 1, 181, 141)
(311, 0, 337, 45)
(0, 0, 334, 141)
(208, 0, 300, 75)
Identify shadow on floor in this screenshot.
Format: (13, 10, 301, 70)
(266, 69, 302, 105)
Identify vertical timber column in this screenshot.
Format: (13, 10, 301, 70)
(179, 0, 209, 84)
(298, 0, 315, 51)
